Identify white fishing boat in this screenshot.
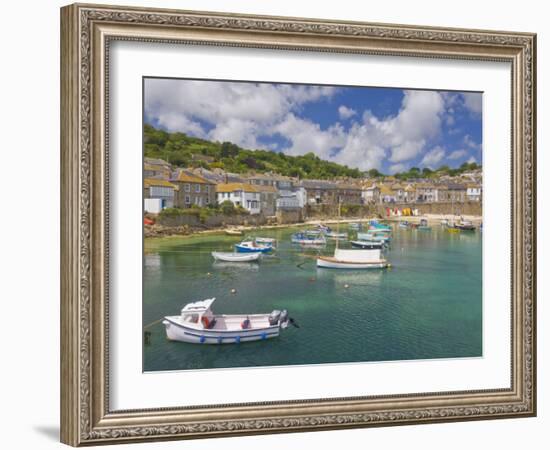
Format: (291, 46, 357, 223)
(305, 229, 322, 236)
(456, 218, 476, 231)
(317, 248, 390, 269)
(357, 232, 391, 243)
(225, 228, 243, 236)
(211, 251, 261, 262)
(255, 237, 277, 245)
(162, 298, 296, 344)
(317, 203, 390, 269)
(325, 231, 347, 239)
(291, 232, 326, 245)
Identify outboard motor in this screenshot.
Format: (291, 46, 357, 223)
(279, 310, 289, 328)
(268, 310, 281, 326)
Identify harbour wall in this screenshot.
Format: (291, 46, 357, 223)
(276, 209, 304, 224)
(374, 202, 482, 217)
(159, 213, 268, 228)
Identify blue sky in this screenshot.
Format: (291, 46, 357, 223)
(144, 78, 482, 174)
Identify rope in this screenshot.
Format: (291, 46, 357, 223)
(143, 318, 163, 330)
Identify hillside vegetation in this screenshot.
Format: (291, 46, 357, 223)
(144, 124, 481, 180)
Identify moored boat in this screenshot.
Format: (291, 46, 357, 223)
(291, 232, 326, 245)
(162, 298, 295, 344)
(417, 219, 432, 231)
(456, 219, 476, 231)
(225, 229, 243, 236)
(211, 251, 261, 262)
(357, 232, 391, 243)
(399, 221, 410, 229)
(235, 240, 273, 253)
(255, 237, 277, 246)
(350, 240, 384, 250)
(325, 231, 347, 239)
(317, 248, 390, 269)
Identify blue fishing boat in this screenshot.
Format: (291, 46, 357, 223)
(417, 219, 432, 231)
(235, 240, 273, 253)
(357, 232, 391, 243)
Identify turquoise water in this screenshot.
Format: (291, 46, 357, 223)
(143, 224, 482, 371)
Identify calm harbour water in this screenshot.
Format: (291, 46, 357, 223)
(143, 224, 482, 372)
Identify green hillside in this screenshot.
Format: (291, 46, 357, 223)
(144, 124, 363, 179)
(144, 124, 481, 180)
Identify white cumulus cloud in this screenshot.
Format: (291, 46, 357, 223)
(448, 149, 467, 160)
(146, 80, 463, 172)
(462, 93, 482, 115)
(338, 105, 357, 120)
(420, 146, 446, 169)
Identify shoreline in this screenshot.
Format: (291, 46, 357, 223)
(145, 213, 482, 240)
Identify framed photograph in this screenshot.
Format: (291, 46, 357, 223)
(60, 3, 536, 446)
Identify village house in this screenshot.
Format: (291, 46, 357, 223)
(446, 183, 468, 203)
(435, 184, 449, 202)
(143, 178, 178, 213)
(144, 157, 172, 179)
(246, 173, 298, 194)
(276, 186, 307, 210)
(361, 183, 380, 204)
(466, 183, 482, 202)
(379, 184, 396, 203)
(415, 183, 437, 203)
(171, 169, 216, 208)
(391, 183, 406, 203)
(254, 184, 278, 216)
(404, 184, 416, 203)
(301, 180, 362, 206)
(216, 183, 261, 215)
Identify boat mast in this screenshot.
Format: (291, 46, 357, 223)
(336, 200, 341, 250)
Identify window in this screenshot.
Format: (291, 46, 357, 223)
(206, 197, 210, 204)
(195, 184, 201, 193)
(205, 185, 210, 193)
(185, 195, 191, 205)
(184, 183, 190, 192)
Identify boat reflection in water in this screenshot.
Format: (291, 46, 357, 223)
(212, 261, 260, 272)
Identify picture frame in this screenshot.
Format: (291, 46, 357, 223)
(60, 3, 536, 446)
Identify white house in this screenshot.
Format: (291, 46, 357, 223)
(216, 183, 261, 215)
(143, 178, 177, 212)
(276, 187, 307, 210)
(466, 183, 482, 201)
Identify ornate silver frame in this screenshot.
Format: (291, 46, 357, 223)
(60, 3, 536, 446)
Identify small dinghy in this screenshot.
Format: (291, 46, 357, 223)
(162, 298, 296, 344)
(350, 240, 384, 250)
(456, 219, 476, 231)
(291, 232, 326, 245)
(357, 232, 391, 243)
(255, 237, 277, 246)
(225, 229, 243, 236)
(399, 221, 410, 229)
(235, 240, 273, 253)
(369, 220, 392, 231)
(305, 229, 322, 236)
(211, 251, 261, 262)
(417, 219, 432, 231)
(325, 231, 347, 239)
(317, 248, 390, 269)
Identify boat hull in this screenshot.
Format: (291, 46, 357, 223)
(317, 256, 389, 269)
(211, 252, 261, 262)
(163, 317, 280, 344)
(235, 244, 272, 253)
(350, 241, 384, 250)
